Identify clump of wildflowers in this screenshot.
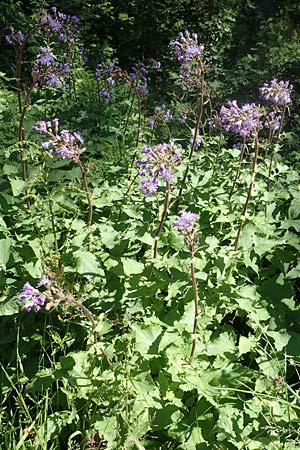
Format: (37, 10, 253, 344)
(136, 142, 182, 195)
(5, 27, 25, 46)
(32, 46, 70, 88)
(219, 101, 261, 138)
(259, 79, 293, 106)
(147, 104, 172, 129)
(18, 279, 53, 312)
(33, 118, 84, 159)
(129, 64, 148, 99)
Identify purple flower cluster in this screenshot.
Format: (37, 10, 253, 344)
(130, 64, 148, 99)
(18, 279, 52, 312)
(136, 142, 182, 195)
(219, 101, 261, 138)
(5, 27, 25, 46)
(147, 104, 172, 128)
(95, 60, 124, 103)
(259, 79, 293, 106)
(264, 111, 282, 131)
(172, 210, 199, 233)
(169, 31, 204, 63)
(32, 46, 70, 88)
(32, 118, 85, 159)
(39, 6, 80, 41)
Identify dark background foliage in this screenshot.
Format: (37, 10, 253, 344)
(1, 0, 300, 97)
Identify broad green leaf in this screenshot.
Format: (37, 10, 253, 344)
(133, 323, 162, 354)
(10, 178, 25, 196)
(121, 257, 144, 275)
(0, 238, 11, 267)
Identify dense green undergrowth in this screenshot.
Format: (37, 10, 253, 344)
(0, 6, 300, 450)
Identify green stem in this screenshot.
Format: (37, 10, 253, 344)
(234, 135, 259, 251)
(148, 180, 171, 281)
(77, 159, 93, 227)
(189, 249, 199, 362)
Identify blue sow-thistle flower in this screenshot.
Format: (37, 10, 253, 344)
(32, 46, 70, 88)
(219, 101, 261, 138)
(169, 30, 204, 63)
(33, 118, 85, 160)
(259, 79, 293, 106)
(136, 142, 182, 196)
(18, 279, 53, 312)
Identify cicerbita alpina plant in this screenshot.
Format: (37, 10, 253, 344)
(6, 7, 79, 207)
(259, 79, 293, 189)
(172, 210, 201, 361)
(33, 118, 93, 227)
(136, 142, 182, 279)
(170, 31, 208, 202)
(218, 101, 262, 250)
(18, 278, 113, 371)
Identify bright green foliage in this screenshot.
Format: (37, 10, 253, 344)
(0, 3, 300, 450)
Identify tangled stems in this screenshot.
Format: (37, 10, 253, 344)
(148, 180, 171, 281)
(67, 295, 114, 372)
(234, 134, 259, 251)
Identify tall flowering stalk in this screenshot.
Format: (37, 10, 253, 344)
(33, 119, 93, 227)
(136, 142, 182, 279)
(173, 210, 200, 361)
(18, 279, 113, 371)
(169, 31, 207, 201)
(6, 7, 79, 206)
(218, 101, 262, 250)
(259, 79, 293, 184)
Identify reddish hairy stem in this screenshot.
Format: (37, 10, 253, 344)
(176, 61, 205, 204)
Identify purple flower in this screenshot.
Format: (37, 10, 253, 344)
(169, 30, 204, 64)
(259, 79, 293, 106)
(136, 142, 182, 195)
(33, 118, 85, 160)
(219, 101, 261, 138)
(5, 27, 25, 46)
(130, 64, 149, 99)
(264, 111, 282, 131)
(18, 282, 45, 312)
(32, 47, 70, 88)
(152, 61, 161, 70)
(172, 210, 199, 232)
(140, 177, 159, 196)
(147, 104, 172, 128)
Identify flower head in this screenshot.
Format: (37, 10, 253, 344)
(173, 210, 199, 232)
(219, 101, 261, 138)
(5, 27, 25, 46)
(33, 118, 85, 160)
(32, 46, 70, 88)
(18, 282, 46, 312)
(169, 30, 204, 63)
(136, 142, 182, 196)
(259, 79, 292, 106)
